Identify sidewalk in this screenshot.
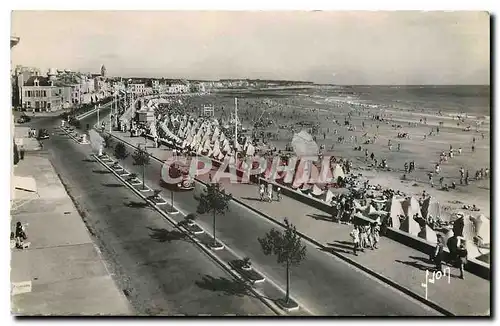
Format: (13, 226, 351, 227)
(14, 126, 41, 151)
(108, 128, 490, 316)
(11, 153, 133, 315)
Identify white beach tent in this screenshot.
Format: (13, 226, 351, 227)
(324, 189, 335, 205)
(388, 196, 405, 229)
(418, 225, 438, 244)
(332, 164, 345, 181)
(402, 196, 422, 218)
(311, 184, 325, 196)
(421, 196, 441, 219)
(468, 214, 490, 245)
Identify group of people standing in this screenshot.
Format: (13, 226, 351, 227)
(259, 183, 281, 202)
(350, 223, 381, 255)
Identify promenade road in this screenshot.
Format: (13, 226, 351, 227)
(72, 110, 441, 316)
(29, 117, 275, 316)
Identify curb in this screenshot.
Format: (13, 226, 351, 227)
(100, 131, 451, 316)
(92, 154, 284, 316)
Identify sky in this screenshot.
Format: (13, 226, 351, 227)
(10, 11, 490, 84)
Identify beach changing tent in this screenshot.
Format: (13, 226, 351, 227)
(388, 197, 405, 230)
(418, 225, 438, 244)
(332, 164, 345, 182)
(402, 197, 422, 218)
(421, 196, 441, 219)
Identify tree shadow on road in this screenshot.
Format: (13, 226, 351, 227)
(328, 241, 355, 251)
(409, 255, 433, 265)
(395, 259, 430, 271)
(92, 169, 111, 174)
(307, 213, 334, 222)
(321, 245, 352, 255)
(195, 275, 253, 298)
(124, 201, 150, 209)
(103, 183, 124, 188)
(241, 197, 264, 202)
(147, 227, 188, 243)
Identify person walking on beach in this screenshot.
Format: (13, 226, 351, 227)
(397, 143, 401, 151)
(404, 162, 409, 174)
(459, 167, 465, 184)
(465, 170, 470, 185)
(472, 144, 475, 152)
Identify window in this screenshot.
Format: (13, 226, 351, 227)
(47, 102, 51, 109)
(34, 79, 39, 87)
(43, 90, 47, 97)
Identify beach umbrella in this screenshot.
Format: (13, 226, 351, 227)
(291, 130, 318, 156)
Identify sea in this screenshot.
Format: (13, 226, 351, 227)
(218, 85, 491, 120)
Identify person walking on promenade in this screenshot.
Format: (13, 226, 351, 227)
(267, 183, 273, 202)
(371, 222, 380, 249)
(19, 145, 25, 160)
(433, 234, 446, 273)
(359, 225, 368, 249)
(259, 184, 265, 201)
(350, 225, 360, 256)
(472, 144, 475, 152)
(276, 187, 281, 202)
(457, 242, 468, 280)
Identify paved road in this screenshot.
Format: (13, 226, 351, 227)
(32, 115, 275, 316)
(70, 109, 440, 316)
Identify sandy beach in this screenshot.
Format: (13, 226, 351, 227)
(168, 86, 490, 222)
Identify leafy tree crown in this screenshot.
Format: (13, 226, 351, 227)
(197, 182, 232, 216)
(132, 145, 150, 166)
(114, 142, 129, 160)
(258, 218, 307, 267)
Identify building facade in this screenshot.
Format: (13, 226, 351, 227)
(21, 76, 69, 111)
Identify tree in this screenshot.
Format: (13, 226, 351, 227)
(114, 142, 129, 162)
(103, 134, 113, 149)
(258, 218, 306, 307)
(132, 145, 150, 190)
(196, 182, 232, 247)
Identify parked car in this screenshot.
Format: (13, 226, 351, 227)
(17, 115, 31, 124)
(37, 129, 50, 140)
